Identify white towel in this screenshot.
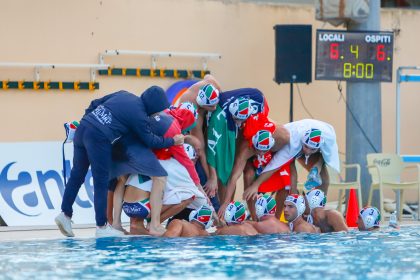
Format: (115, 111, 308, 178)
(263, 119, 340, 173)
(126, 157, 206, 209)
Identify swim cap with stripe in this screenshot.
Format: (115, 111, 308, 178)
(179, 102, 198, 120)
(359, 206, 381, 229)
(255, 194, 277, 220)
(196, 84, 219, 107)
(306, 189, 327, 210)
(183, 143, 197, 160)
(285, 194, 306, 218)
(224, 201, 247, 224)
(302, 128, 324, 149)
(252, 130, 275, 151)
(229, 97, 252, 120)
(189, 205, 214, 229)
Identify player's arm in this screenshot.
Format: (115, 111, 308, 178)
(203, 74, 222, 91)
(187, 75, 222, 94)
(132, 112, 178, 149)
(289, 160, 298, 194)
(243, 167, 278, 201)
(218, 141, 253, 218)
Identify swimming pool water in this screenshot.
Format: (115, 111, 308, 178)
(0, 226, 419, 279)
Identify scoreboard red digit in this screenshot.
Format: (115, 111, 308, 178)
(315, 30, 394, 82)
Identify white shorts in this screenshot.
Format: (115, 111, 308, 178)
(126, 157, 206, 210)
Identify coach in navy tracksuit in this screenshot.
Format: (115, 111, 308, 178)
(56, 86, 182, 237)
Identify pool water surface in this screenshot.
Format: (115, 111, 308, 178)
(0, 226, 419, 279)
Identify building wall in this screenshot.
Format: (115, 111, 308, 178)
(0, 0, 419, 200)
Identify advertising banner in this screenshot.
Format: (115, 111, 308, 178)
(0, 141, 129, 226)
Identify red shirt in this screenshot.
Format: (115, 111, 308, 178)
(154, 108, 200, 185)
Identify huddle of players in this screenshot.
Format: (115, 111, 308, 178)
(56, 73, 383, 238)
(163, 190, 382, 237)
(112, 75, 381, 237)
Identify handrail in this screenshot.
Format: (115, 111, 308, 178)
(99, 50, 221, 70)
(0, 62, 109, 82)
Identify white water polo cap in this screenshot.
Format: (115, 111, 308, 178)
(302, 128, 324, 150)
(306, 189, 327, 210)
(359, 206, 381, 229)
(229, 97, 253, 120)
(179, 102, 198, 120)
(183, 143, 197, 160)
(224, 201, 248, 224)
(189, 205, 214, 229)
(196, 84, 220, 107)
(252, 130, 275, 151)
(255, 194, 277, 220)
(285, 194, 306, 218)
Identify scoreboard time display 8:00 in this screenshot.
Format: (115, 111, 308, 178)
(315, 30, 394, 82)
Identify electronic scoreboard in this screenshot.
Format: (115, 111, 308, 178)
(315, 30, 394, 82)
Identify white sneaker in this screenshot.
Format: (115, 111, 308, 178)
(96, 225, 125, 238)
(55, 212, 75, 237)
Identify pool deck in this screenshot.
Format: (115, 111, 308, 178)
(1, 221, 419, 241)
(0, 224, 102, 241)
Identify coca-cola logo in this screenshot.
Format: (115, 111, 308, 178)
(373, 158, 391, 167)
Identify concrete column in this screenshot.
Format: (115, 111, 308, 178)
(346, 0, 381, 208)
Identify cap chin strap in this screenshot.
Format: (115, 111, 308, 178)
(289, 222, 294, 232)
(289, 212, 301, 231)
(205, 219, 213, 229)
(190, 205, 214, 229)
(307, 204, 324, 224)
(305, 154, 310, 165)
(189, 210, 197, 223)
(307, 211, 314, 225)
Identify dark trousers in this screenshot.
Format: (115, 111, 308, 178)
(61, 122, 112, 226)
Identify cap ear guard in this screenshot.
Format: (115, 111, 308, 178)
(196, 84, 219, 107)
(255, 194, 277, 220)
(183, 143, 197, 160)
(64, 121, 80, 143)
(286, 194, 306, 218)
(189, 210, 198, 223)
(189, 205, 214, 229)
(306, 189, 327, 210)
(179, 102, 198, 120)
(359, 206, 381, 229)
(224, 201, 247, 224)
(255, 200, 266, 220)
(228, 97, 252, 120)
(205, 218, 214, 229)
(302, 128, 324, 150)
(252, 130, 275, 151)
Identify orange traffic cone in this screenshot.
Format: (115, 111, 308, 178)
(346, 189, 359, 227)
